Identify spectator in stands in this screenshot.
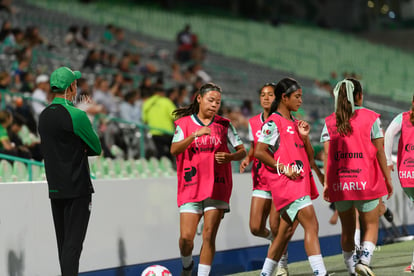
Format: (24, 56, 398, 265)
(117, 55, 133, 83)
(64, 25, 79, 46)
(0, 110, 31, 159)
(177, 84, 190, 106)
(0, 23, 24, 55)
(109, 72, 125, 98)
(167, 86, 179, 107)
(8, 113, 42, 160)
(0, 71, 13, 91)
(102, 24, 115, 45)
(142, 85, 176, 161)
(175, 24, 193, 63)
(113, 27, 146, 52)
(0, 110, 15, 152)
(0, 0, 17, 14)
(0, 19, 11, 42)
(119, 90, 141, 123)
(82, 49, 101, 71)
(170, 62, 184, 83)
(190, 63, 212, 83)
(24, 26, 47, 48)
(322, 78, 393, 276)
(19, 70, 35, 92)
(31, 74, 50, 120)
(92, 78, 119, 116)
(75, 25, 94, 49)
(12, 57, 30, 91)
(170, 82, 246, 276)
(107, 52, 118, 68)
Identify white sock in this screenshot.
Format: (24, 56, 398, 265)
(308, 254, 327, 276)
(354, 229, 361, 249)
(266, 230, 273, 241)
(343, 250, 356, 274)
(197, 264, 211, 276)
(260, 258, 277, 276)
(181, 255, 193, 269)
(359, 241, 376, 265)
(412, 250, 414, 265)
(278, 253, 288, 268)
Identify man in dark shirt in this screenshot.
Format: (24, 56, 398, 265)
(38, 66, 101, 276)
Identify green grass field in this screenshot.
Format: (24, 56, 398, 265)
(230, 240, 414, 276)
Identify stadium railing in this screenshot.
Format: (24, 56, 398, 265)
(0, 153, 45, 182)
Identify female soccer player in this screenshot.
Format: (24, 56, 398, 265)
(322, 78, 393, 276)
(170, 82, 246, 276)
(254, 77, 328, 276)
(239, 83, 290, 275)
(384, 95, 414, 272)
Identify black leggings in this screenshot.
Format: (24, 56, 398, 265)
(50, 195, 91, 276)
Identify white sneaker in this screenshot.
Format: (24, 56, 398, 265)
(276, 266, 289, 276)
(404, 262, 414, 272)
(355, 261, 375, 276)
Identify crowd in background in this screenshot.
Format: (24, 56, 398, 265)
(0, 0, 258, 163)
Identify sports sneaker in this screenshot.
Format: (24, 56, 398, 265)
(404, 263, 414, 272)
(181, 260, 194, 276)
(355, 261, 375, 276)
(276, 266, 289, 276)
(383, 208, 394, 223)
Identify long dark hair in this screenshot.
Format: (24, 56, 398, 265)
(269, 78, 301, 114)
(172, 82, 222, 119)
(335, 78, 362, 136)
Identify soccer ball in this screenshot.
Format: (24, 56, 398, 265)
(141, 265, 172, 276)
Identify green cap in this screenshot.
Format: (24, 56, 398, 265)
(50, 66, 81, 92)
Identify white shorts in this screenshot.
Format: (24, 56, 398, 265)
(179, 198, 229, 214)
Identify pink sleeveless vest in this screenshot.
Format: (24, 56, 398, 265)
(261, 113, 318, 210)
(249, 113, 270, 191)
(174, 115, 233, 206)
(397, 111, 414, 187)
(325, 108, 387, 201)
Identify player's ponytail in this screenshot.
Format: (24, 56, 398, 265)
(172, 82, 222, 119)
(334, 78, 361, 136)
(269, 78, 301, 114)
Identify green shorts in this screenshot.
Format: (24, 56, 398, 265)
(403, 188, 414, 201)
(179, 198, 229, 214)
(335, 198, 379, 213)
(281, 195, 312, 222)
(252, 189, 272, 199)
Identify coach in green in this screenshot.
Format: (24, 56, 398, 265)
(38, 66, 101, 276)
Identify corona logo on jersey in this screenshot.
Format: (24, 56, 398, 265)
(405, 144, 414, 153)
(334, 151, 363, 161)
(141, 265, 172, 276)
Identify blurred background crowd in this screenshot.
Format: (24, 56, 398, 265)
(0, 0, 411, 179)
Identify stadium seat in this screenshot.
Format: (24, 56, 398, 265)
(12, 161, 28, 182)
(0, 160, 13, 182)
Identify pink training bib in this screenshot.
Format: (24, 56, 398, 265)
(397, 111, 414, 188)
(260, 113, 318, 210)
(249, 113, 270, 191)
(325, 108, 387, 201)
(174, 115, 233, 207)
